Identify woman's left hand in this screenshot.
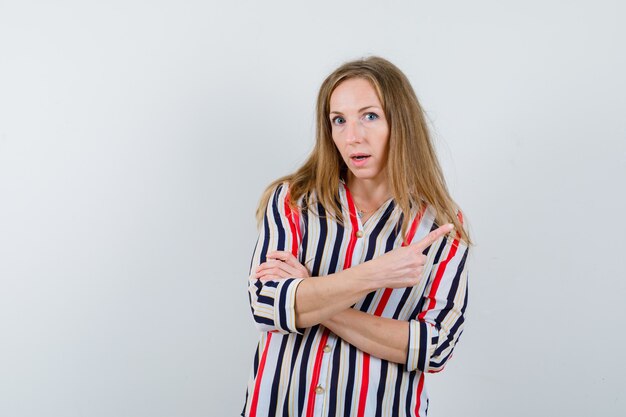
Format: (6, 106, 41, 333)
(254, 251, 311, 282)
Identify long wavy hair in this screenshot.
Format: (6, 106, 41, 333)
(255, 56, 471, 245)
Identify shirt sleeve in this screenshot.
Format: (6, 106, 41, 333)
(406, 233, 469, 373)
(247, 182, 305, 334)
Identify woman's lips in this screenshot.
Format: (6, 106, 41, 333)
(350, 155, 371, 167)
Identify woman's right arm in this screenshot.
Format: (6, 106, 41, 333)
(247, 183, 304, 334)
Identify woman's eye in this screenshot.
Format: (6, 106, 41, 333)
(331, 116, 345, 125)
(364, 112, 379, 121)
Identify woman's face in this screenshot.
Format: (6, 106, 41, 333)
(329, 78, 390, 184)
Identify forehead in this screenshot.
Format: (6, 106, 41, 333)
(329, 78, 382, 111)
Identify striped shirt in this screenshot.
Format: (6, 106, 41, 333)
(243, 180, 469, 417)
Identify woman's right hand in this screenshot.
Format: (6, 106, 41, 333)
(365, 223, 454, 289)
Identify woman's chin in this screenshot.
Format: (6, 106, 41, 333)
(345, 169, 384, 183)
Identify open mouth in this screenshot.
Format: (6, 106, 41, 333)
(350, 154, 371, 166)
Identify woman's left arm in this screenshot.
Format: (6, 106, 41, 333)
(322, 236, 469, 371)
(406, 236, 469, 373)
(322, 309, 409, 364)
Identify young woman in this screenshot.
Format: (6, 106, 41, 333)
(242, 56, 471, 417)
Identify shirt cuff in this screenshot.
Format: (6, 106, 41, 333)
(273, 278, 305, 334)
(406, 320, 431, 372)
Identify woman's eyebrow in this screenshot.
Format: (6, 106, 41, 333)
(329, 105, 380, 115)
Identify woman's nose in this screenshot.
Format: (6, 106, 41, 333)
(344, 120, 364, 143)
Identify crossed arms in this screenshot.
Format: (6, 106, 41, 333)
(248, 184, 469, 373)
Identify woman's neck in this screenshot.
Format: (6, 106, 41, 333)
(345, 173, 392, 209)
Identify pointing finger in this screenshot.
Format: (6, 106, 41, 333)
(412, 223, 454, 253)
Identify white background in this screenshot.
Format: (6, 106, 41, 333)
(1, 1, 625, 416)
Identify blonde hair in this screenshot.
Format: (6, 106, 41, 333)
(255, 56, 471, 245)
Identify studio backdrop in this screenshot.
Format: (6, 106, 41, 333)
(0, 1, 624, 416)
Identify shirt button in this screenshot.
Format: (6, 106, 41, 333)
(356, 230, 364, 238)
(315, 385, 324, 394)
(323, 345, 331, 353)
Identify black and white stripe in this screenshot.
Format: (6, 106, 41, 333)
(243, 181, 469, 417)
